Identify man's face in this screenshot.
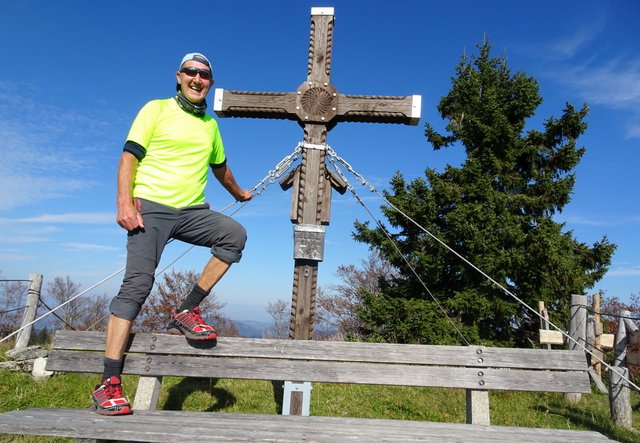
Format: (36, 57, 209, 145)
(176, 60, 213, 104)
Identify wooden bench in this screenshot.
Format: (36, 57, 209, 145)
(0, 330, 613, 442)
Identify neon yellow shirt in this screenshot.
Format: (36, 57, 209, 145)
(126, 98, 226, 208)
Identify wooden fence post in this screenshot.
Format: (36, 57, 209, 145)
(565, 294, 586, 403)
(622, 311, 638, 338)
(585, 309, 608, 394)
(587, 314, 595, 367)
(593, 293, 603, 377)
(609, 309, 632, 428)
(14, 273, 43, 351)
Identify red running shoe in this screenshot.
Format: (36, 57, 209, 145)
(91, 376, 132, 416)
(167, 306, 217, 340)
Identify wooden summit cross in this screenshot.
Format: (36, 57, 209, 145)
(214, 7, 421, 340)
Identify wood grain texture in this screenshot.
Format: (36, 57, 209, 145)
(46, 331, 590, 393)
(10, 330, 598, 441)
(0, 409, 615, 442)
(51, 330, 588, 369)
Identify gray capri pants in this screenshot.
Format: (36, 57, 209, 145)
(110, 198, 247, 320)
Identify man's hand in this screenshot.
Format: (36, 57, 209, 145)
(116, 152, 143, 231)
(213, 164, 253, 203)
(235, 189, 253, 202)
(116, 200, 144, 231)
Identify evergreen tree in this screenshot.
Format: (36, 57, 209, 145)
(354, 41, 615, 346)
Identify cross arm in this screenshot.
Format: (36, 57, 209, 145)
(213, 88, 299, 121)
(335, 94, 422, 126)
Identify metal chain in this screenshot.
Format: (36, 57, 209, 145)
(326, 146, 376, 192)
(251, 143, 303, 197)
(1, 144, 305, 343)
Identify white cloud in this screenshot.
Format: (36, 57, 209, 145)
(0, 249, 31, 261)
(560, 214, 640, 227)
(547, 28, 599, 60)
(608, 266, 640, 277)
(0, 81, 116, 211)
(62, 243, 120, 252)
(528, 14, 640, 141)
(0, 212, 114, 245)
(8, 212, 115, 224)
(552, 48, 640, 138)
(547, 57, 640, 140)
(560, 57, 640, 109)
(0, 234, 50, 244)
(0, 174, 87, 210)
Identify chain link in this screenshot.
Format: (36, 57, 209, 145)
(251, 143, 303, 197)
(326, 146, 376, 192)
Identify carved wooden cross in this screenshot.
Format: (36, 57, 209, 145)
(214, 7, 420, 340)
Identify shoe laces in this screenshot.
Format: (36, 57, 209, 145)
(186, 306, 205, 325)
(103, 379, 123, 399)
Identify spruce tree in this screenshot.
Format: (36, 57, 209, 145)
(354, 41, 615, 346)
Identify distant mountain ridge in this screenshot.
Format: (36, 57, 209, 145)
(25, 316, 275, 339)
(233, 320, 272, 338)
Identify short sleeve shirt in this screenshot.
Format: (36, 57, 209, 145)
(126, 98, 226, 208)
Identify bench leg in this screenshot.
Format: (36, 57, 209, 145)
(133, 376, 163, 410)
(466, 389, 490, 425)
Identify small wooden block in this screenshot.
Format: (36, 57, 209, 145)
(539, 329, 564, 345)
(600, 333, 615, 350)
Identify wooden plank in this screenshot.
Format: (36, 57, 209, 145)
(51, 331, 589, 370)
(588, 368, 608, 394)
(45, 350, 103, 374)
(213, 90, 299, 120)
(0, 408, 615, 442)
(46, 350, 591, 393)
(336, 94, 420, 125)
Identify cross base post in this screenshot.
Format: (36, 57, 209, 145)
(282, 381, 312, 416)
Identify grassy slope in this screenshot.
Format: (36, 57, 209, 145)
(1, 339, 639, 443)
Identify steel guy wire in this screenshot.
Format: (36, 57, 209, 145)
(0, 306, 27, 315)
(38, 298, 76, 330)
(588, 308, 640, 322)
(326, 145, 640, 392)
(0, 267, 124, 344)
(1, 143, 304, 341)
(326, 155, 471, 346)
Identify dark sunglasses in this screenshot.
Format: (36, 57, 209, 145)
(180, 67, 212, 80)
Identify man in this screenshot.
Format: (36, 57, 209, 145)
(91, 53, 252, 416)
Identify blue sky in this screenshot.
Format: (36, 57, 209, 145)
(0, 0, 638, 322)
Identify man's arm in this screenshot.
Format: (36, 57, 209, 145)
(212, 164, 253, 202)
(116, 151, 145, 231)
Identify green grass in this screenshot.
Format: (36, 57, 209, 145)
(1, 344, 640, 442)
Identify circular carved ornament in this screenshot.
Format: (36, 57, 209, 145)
(295, 81, 338, 123)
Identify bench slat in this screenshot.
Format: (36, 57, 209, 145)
(46, 350, 591, 393)
(51, 330, 588, 370)
(0, 408, 615, 442)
